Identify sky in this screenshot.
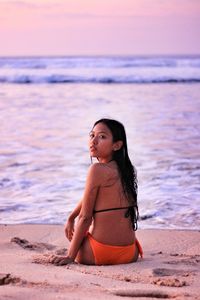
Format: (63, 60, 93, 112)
(0, 0, 200, 56)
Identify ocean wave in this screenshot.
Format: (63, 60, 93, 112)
(0, 75, 200, 84)
(0, 56, 200, 84)
(0, 56, 200, 69)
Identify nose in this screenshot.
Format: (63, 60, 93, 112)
(91, 135, 98, 145)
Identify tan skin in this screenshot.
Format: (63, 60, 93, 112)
(50, 123, 138, 266)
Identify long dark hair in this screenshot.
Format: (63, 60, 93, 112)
(93, 118, 139, 230)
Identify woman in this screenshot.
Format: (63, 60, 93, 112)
(51, 118, 143, 265)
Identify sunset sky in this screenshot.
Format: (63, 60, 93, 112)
(0, 0, 200, 56)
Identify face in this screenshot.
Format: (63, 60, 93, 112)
(89, 122, 116, 163)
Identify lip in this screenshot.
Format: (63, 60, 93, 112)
(90, 146, 97, 151)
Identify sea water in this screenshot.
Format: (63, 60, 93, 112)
(0, 56, 200, 229)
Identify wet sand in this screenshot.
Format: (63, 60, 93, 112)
(0, 224, 199, 300)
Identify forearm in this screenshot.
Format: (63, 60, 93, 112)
(68, 200, 82, 220)
(67, 216, 92, 260)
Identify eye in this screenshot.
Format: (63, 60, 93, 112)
(99, 134, 106, 139)
(89, 133, 95, 139)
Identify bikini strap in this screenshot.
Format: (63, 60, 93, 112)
(94, 206, 133, 214)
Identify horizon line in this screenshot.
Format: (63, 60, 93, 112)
(0, 53, 200, 58)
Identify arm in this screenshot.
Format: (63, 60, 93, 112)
(67, 164, 101, 260)
(51, 164, 102, 265)
(65, 200, 82, 241)
(68, 200, 82, 221)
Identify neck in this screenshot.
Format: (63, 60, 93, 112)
(98, 158, 113, 164)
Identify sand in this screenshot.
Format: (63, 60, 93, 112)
(0, 224, 199, 300)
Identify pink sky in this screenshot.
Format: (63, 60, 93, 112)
(0, 0, 200, 56)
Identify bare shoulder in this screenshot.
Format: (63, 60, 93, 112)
(87, 163, 108, 177)
(84, 163, 102, 189)
(87, 163, 117, 185)
(88, 162, 115, 173)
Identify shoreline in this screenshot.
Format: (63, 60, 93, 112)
(0, 224, 199, 299)
(1, 223, 199, 231)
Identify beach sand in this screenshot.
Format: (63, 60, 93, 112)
(0, 225, 199, 300)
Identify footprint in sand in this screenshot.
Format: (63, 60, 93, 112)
(0, 273, 21, 285)
(152, 268, 190, 277)
(165, 255, 200, 267)
(110, 288, 176, 298)
(152, 268, 189, 288)
(152, 277, 186, 287)
(10, 238, 69, 265)
(11, 237, 56, 251)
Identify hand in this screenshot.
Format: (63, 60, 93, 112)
(49, 255, 74, 266)
(65, 217, 75, 241)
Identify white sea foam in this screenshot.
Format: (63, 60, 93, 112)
(0, 56, 200, 84)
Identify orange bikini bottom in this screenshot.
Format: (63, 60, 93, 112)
(87, 232, 143, 265)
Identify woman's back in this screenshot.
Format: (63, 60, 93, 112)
(90, 161, 136, 245)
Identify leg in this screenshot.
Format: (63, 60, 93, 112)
(75, 236, 95, 265)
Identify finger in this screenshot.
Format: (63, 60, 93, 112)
(57, 259, 66, 266)
(54, 257, 66, 265)
(51, 257, 59, 264)
(55, 258, 66, 266)
(67, 230, 71, 239)
(59, 258, 71, 266)
(54, 260, 61, 266)
(68, 231, 73, 240)
(48, 255, 57, 263)
(54, 257, 60, 264)
(65, 227, 69, 238)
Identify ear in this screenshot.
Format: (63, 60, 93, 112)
(113, 140, 123, 151)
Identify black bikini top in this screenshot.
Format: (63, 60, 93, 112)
(93, 205, 138, 231)
(93, 206, 133, 214)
